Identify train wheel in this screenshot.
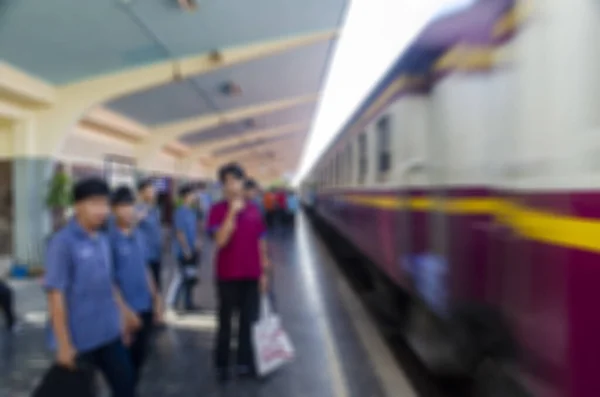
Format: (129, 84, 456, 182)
(472, 359, 533, 397)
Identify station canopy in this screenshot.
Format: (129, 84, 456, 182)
(0, 0, 347, 183)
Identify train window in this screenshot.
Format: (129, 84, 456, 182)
(377, 116, 391, 181)
(345, 144, 353, 184)
(335, 153, 341, 186)
(358, 132, 367, 184)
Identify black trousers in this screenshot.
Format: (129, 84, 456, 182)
(148, 260, 162, 292)
(215, 280, 260, 371)
(129, 311, 153, 385)
(174, 253, 199, 310)
(78, 338, 135, 397)
(0, 280, 15, 329)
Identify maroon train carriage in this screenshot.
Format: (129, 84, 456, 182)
(301, 1, 600, 396)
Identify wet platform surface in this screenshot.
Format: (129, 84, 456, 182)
(0, 214, 414, 396)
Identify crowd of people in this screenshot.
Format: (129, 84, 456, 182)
(0, 162, 295, 397)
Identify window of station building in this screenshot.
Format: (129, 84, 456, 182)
(358, 132, 368, 184)
(377, 115, 391, 182)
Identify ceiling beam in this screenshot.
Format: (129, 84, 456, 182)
(149, 94, 317, 145)
(187, 122, 308, 158)
(206, 135, 305, 166)
(212, 133, 302, 157)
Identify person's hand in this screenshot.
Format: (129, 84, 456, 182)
(56, 343, 77, 370)
(260, 273, 269, 294)
(153, 298, 165, 325)
(230, 199, 244, 215)
(123, 307, 142, 333)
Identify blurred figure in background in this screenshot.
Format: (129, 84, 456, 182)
(275, 189, 287, 228)
(108, 186, 163, 386)
(0, 278, 18, 332)
(244, 179, 264, 218)
(169, 185, 201, 312)
(285, 190, 298, 226)
(198, 187, 212, 223)
(44, 178, 139, 397)
(208, 163, 270, 383)
(263, 189, 276, 229)
(136, 180, 163, 292)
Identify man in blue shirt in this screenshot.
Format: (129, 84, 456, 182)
(135, 179, 163, 292)
(171, 185, 200, 311)
(45, 178, 141, 397)
(108, 186, 163, 386)
(286, 190, 299, 225)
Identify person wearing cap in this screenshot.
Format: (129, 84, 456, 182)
(207, 163, 270, 382)
(135, 179, 163, 292)
(170, 184, 201, 312)
(108, 186, 164, 386)
(44, 177, 140, 397)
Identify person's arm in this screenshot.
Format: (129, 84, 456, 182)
(174, 210, 192, 257)
(214, 200, 244, 248)
(176, 230, 191, 257)
(259, 238, 270, 272)
(112, 285, 141, 345)
(47, 291, 76, 367)
(146, 270, 164, 323)
(44, 237, 76, 368)
(214, 209, 237, 248)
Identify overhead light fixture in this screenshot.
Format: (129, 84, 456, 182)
(220, 81, 242, 97)
(209, 50, 223, 63)
(178, 0, 198, 12)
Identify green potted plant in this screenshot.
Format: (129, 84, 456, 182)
(46, 164, 72, 232)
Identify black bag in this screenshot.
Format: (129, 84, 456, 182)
(32, 364, 96, 397)
(180, 251, 199, 284)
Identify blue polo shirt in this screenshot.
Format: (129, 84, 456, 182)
(136, 203, 162, 262)
(286, 195, 298, 213)
(107, 221, 153, 313)
(44, 219, 121, 353)
(173, 205, 198, 258)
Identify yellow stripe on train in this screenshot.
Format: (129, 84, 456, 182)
(334, 195, 600, 254)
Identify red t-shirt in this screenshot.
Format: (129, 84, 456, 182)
(207, 200, 266, 280)
(276, 192, 286, 209)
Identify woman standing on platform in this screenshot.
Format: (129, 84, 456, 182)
(208, 163, 270, 383)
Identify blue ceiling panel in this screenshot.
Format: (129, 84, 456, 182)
(130, 0, 345, 57)
(105, 79, 213, 126)
(0, 0, 345, 84)
(0, 0, 165, 84)
(106, 42, 329, 126)
(181, 122, 244, 146)
(213, 132, 300, 156)
(188, 40, 331, 112)
(179, 102, 317, 145)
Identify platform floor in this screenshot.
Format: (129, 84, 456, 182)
(0, 213, 415, 397)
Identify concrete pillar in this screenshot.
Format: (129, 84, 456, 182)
(11, 118, 53, 269)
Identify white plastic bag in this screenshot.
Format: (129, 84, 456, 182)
(253, 295, 295, 376)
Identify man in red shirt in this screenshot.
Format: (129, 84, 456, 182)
(207, 163, 270, 383)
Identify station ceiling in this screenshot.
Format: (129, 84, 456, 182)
(0, 0, 347, 182)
